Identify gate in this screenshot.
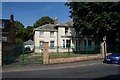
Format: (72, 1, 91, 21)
(2, 43, 43, 66)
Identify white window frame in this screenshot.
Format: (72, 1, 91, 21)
(50, 31, 54, 37)
(50, 41, 54, 48)
(40, 30, 44, 36)
(39, 41, 43, 48)
(66, 40, 71, 48)
(63, 39, 65, 48)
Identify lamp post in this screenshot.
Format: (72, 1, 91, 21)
(103, 36, 107, 58)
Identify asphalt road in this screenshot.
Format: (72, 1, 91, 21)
(2, 59, 120, 79)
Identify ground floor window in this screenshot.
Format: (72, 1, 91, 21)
(66, 40, 71, 48)
(88, 40, 92, 46)
(50, 41, 54, 48)
(84, 39, 92, 46)
(63, 40, 65, 48)
(40, 41, 43, 48)
(84, 40, 87, 46)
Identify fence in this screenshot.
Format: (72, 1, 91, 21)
(107, 44, 120, 54)
(2, 43, 24, 65)
(49, 45, 101, 59)
(2, 43, 43, 66)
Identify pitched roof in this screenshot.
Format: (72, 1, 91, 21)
(24, 39, 34, 45)
(34, 20, 73, 31)
(58, 20, 73, 27)
(34, 24, 57, 31)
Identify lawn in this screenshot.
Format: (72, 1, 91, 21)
(49, 52, 99, 59)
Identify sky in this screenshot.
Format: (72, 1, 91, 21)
(2, 2, 72, 28)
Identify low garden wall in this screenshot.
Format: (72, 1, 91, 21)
(49, 54, 103, 64)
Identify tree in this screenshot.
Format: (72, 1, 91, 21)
(65, 2, 120, 44)
(24, 26, 34, 41)
(33, 16, 54, 28)
(14, 21, 34, 43)
(14, 21, 25, 43)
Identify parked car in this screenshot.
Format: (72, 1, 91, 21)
(103, 53, 120, 64)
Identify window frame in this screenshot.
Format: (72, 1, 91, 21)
(39, 41, 43, 48)
(88, 40, 92, 46)
(50, 31, 54, 37)
(40, 30, 44, 36)
(66, 40, 71, 48)
(50, 41, 55, 48)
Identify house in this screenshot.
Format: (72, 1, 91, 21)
(24, 39, 34, 51)
(33, 17, 95, 53)
(0, 14, 15, 45)
(0, 14, 15, 66)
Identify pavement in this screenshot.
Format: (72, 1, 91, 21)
(2, 59, 103, 73)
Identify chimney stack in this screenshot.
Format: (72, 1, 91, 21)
(54, 17, 58, 24)
(10, 14, 14, 22)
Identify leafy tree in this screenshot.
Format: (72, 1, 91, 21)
(14, 21, 25, 43)
(34, 16, 54, 28)
(65, 2, 120, 44)
(24, 26, 34, 41)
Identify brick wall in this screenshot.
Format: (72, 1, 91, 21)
(49, 54, 103, 64)
(42, 42, 108, 64)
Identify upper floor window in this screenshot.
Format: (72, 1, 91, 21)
(50, 31, 54, 37)
(40, 30, 44, 36)
(65, 28, 68, 34)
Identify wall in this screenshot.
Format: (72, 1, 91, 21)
(49, 54, 103, 64)
(34, 31, 40, 53)
(58, 27, 65, 47)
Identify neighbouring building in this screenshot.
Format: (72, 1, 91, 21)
(24, 39, 34, 51)
(33, 17, 95, 53)
(0, 14, 15, 45)
(0, 14, 15, 66)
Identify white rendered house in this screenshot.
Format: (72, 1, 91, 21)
(33, 18, 95, 53)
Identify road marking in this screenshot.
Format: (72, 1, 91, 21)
(2, 62, 102, 73)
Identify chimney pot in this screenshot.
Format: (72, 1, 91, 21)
(54, 17, 58, 24)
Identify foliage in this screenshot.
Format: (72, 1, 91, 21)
(33, 16, 54, 28)
(14, 21, 34, 43)
(24, 26, 34, 41)
(65, 2, 120, 44)
(14, 21, 25, 43)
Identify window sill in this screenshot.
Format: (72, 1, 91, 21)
(40, 36, 44, 38)
(50, 47, 55, 49)
(50, 36, 55, 38)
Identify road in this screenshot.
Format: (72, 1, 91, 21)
(2, 59, 120, 79)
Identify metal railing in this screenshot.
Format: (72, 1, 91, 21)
(49, 45, 101, 59)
